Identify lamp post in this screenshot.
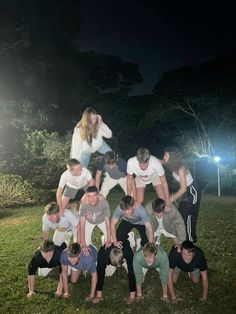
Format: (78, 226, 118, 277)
(214, 156, 221, 197)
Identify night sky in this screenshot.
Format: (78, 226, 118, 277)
(78, 0, 236, 94)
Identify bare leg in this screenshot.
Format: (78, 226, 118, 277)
(136, 187, 145, 204)
(154, 184, 165, 200)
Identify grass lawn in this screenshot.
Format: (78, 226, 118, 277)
(0, 191, 236, 314)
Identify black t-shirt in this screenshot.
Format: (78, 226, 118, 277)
(28, 242, 67, 275)
(169, 245, 207, 272)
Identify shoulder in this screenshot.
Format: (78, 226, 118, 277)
(127, 156, 137, 165)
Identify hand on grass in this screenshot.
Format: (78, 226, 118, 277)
(27, 291, 35, 298)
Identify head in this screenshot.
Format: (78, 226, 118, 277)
(136, 147, 150, 170)
(77, 107, 99, 141)
(40, 240, 55, 261)
(181, 241, 196, 264)
(143, 243, 158, 266)
(67, 243, 81, 265)
(67, 159, 82, 176)
(86, 186, 99, 206)
(45, 202, 60, 223)
(151, 198, 166, 219)
(120, 195, 134, 218)
(161, 147, 188, 172)
(109, 247, 124, 267)
(104, 151, 117, 169)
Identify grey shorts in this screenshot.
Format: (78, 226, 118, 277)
(173, 266, 200, 279)
(63, 186, 79, 199)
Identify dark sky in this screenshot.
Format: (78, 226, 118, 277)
(78, 0, 236, 94)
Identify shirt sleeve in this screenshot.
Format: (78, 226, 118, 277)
(70, 127, 82, 160)
(67, 211, 79, 226)
(117, 158, 127, 174)
(139, 206, 150, 224)
(103, 200, 111, 217)
(60, 250, 69, 265)
(112, 206, 122, 220)
(157, 249, 169, 285)
(28, 254, 39, 275)
(133, 250, 143, 285)
(83, 168, 92, 181)
(127, 159, 134, 175)
(42, 214, 50, 232)
(168, 246, 178, 269)
(58, 172, 67, 189)
(97, 157, 105, 171)
(99, 120, 112, 138)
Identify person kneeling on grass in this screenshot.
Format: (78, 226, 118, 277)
(60, 242, 97, 302)
(94, 238, 136, 305)
(133, 242, 169, 302)
(27, 240, 66, 298)
(168, 240, 208, 303)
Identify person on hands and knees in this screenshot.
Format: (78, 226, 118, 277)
(168, 240, 208, 303)
(56, 159, 94, 215)
(133, 242, 169, 302)
(27, 240, 66, 298)
(145, 198, 186, 251)
(94, 239, 136, 305)
(79, 186, 111, 256)
(60, 242, 98, 302)
(111, 195, 154, 250)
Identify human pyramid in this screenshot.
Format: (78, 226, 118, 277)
(27, 107, 208, 304)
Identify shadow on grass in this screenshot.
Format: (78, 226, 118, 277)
(0, 209, 15, 219)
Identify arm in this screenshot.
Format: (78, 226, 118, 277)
(89, 272, 98, 298)
(43, 231, 49, 240)
(110, 218, 119, 243)
(159, 175, 170, 207)
(168, 268, 176, 302)
(61, 264, 70, 298)
(56, 187, 64, 212)
(200, 270, 208, 301)
(144, 222, 154, 243)
(95, 170, 102, 191)
(104, 216, 112, 246)
(88, 177, 95, 187)
(99, 120, 112, 138)
(127, 174, 136, 198)
(76, 223, 81, 244)
(27, 275, 36, 298)
(80, 216, 90, 255)
(70, 127, 82, 159)
(171, 167, 187, 202)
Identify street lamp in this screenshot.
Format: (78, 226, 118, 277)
(214, 156, 221, 197)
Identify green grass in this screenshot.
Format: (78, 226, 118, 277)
(0, 192, 236, 314)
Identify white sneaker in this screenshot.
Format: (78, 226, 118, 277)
(105, 264, 117, 277)
(128, 232, 135, 249)
(136, 238, 141, 251)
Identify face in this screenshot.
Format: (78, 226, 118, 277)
(48, 213, 60, 223)
(90, 113, 98, 125)
(68, 255, 80, 265)
(123, 207, 133, 218)
(144, 253, 155, 266)
(42, 251, 54, 262)
(181, 248, 194, 264)
(162, 152, 170, 164)
(70, 164, 82, 176)
(86, 192, 99, 206)
(138, 161, 149, 170)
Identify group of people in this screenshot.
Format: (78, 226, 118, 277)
(27, 107, 208, 305)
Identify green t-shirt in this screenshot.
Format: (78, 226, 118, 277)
(133, 246, 169, 285)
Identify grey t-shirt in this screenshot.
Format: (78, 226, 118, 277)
(79, 199, 110, 225)
(112, 205, 150, 225)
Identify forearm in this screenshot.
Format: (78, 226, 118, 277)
(95, 173, 101, 190)
(43, 231, 49, 240)
(110, 221, 117, 242)
(105, 218, 111, 242)
(80, 220, 86, 246)
(161, 284, 168, 298)
(136, 283, 142, 296)
(90, 272, 98, 298)
(161, 180, 170, 204)
(127, 176, 133, 196)
(56, 189, 63, 210)
(28, 275, 35, 292)
(202, 277, 208, 300)
(77, 224, 81, 244)
(168, 274, 176, 301)
(61, 272, 69, 294)
(146, 224, 154, 243)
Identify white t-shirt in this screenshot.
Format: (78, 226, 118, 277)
(172, 171, 193, 187)
(127, 155, 165, 184)
(42, 209, 79, 232)
(155, 216, 176, 239)
(58, 168, 92, 189)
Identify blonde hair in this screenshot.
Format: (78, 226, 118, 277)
(76, 107, 99, 143)
(143, 243, 158, 256)
(109, 247, 124, 266)
(137, 147, 150, 163)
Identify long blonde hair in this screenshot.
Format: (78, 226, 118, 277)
(164, 147, 189, 173)
(76, 107, 99, 143)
